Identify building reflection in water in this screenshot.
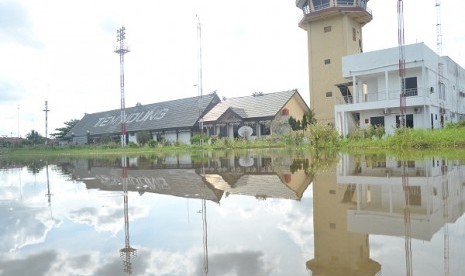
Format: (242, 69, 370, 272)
(64, 153, 313, 203)
(61, 152, 315, 273)
(335, 154, 465, 276)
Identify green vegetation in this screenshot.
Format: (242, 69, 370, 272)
(50, 119, 79, 139)
(342, 123, 465, 150)
(2, 121, 465, 158)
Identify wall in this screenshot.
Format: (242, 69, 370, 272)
(306, 13, 364, 124)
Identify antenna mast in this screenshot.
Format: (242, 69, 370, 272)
(398, 0, 406, 128)
(115, 26, 130, 147)
(43, 101, 50, 144)
(197, 15, 204, 134)
(436, 0, 445, 127)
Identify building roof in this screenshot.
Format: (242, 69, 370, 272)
(202, 89, 304, 123)
(65, 93, 220, 137)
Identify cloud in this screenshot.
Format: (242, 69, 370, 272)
(0, 79, 23, 103)
(0, 0, 43, 48)
(195, 250, 274, 276)
(0, 250, 57, 275)
(0, 203, 60, 252)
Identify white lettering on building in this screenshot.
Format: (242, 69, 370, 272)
(93, 107, 169, 128)
(95, 174, 170, 190)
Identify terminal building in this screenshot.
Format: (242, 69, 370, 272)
(66, 89, 310, 145)
(65, 93, 220, 145)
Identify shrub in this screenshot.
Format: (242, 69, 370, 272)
(128, 142, 139, 148)
(307, 123, 340, 148)
(147, 140, 158, 148)
(191, 133, 209, 145)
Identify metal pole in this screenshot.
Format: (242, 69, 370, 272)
(43, 101, 50, 144)
(115, 26, 130, 147)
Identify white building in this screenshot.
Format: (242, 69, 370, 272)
(335, 43, 465, 136)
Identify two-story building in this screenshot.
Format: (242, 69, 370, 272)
(335, 43, 465, 136)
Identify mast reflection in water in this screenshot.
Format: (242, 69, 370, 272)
(0, 152, 465, 275)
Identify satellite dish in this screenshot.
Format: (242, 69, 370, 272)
(239, 157, 254, 167)
(238, 126, 253, 138)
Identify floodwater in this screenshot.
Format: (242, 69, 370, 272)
(1, 151, 465, 276)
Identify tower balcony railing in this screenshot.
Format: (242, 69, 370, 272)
(299, 0, 372, 15)
(298, 1, 372, 24)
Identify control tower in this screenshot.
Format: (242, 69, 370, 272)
(296, 0, 373, 124)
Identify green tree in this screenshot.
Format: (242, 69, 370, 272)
(26, 130, 45, 145)
(289, 110, 316, 132)
(51, 119, 80, 139)
(288, 116, 301, 131)
(304, 110, 316, 127)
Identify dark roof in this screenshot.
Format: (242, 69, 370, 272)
(66, 93, 220, 137)
(202, 89, 306, 122)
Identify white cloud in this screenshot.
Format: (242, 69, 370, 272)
(0, 0, 463, 139)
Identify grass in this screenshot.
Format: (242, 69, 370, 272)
(341, 127, 465, 150)
(2, 124, 465, 159)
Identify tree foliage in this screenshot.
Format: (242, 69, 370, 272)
(289, 110, 317, 132)
(51, 119, 80, 139)
(26, 130, 45, 145)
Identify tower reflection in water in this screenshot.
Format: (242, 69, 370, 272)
(309, 154, 465, 276)
(119, 155, 137, 274)
(307, 156, 381, 275)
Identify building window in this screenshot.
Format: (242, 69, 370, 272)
(326, 91, 332, 97)
(403, 77, 418, 96)
(324, 59, 331, 65)
(281, 108, 289, 115)
(370, 116, 385, 127)
(324, 26, 332, 32)
(219, 125, 228, 137)
(352, 27, 356, 41)
(260, 123, 271, 135)
(396, 114, 414, 128)
(438, 81, 446, 100)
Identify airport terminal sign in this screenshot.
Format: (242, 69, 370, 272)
(93, 107, 169, 128)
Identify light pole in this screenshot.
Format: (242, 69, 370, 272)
(115, 26, 130, 147)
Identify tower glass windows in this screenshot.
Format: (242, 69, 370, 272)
(312, 0, 330, 10)
(337, 0, 354, 6)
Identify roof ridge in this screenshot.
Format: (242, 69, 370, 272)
(225, 89, 296, 101)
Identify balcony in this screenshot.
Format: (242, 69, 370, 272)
(298, 0, 372, 17)
(337, 87, 427, 105)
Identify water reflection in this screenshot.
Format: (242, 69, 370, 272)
(120, 155, 137, 274)
(60, 153, 314, 203)
(1, 152, 465, 275)
(336, 154, 465, 276)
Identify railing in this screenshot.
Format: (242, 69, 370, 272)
(301, 0, 372, 15)
(299, 0, 372, 24)
(337, 87, 427, 105)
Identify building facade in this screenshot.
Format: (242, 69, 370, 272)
(296, 0, 372, 124)
(65, 93, 220, 145)
(335, 43, 465, 136)
(65, 90, 310, 145)
(200, 89, 310, 139)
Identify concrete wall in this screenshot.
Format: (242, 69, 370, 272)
(305, 13, 366, 124)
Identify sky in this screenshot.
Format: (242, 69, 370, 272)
(1, 0, 464, 138)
